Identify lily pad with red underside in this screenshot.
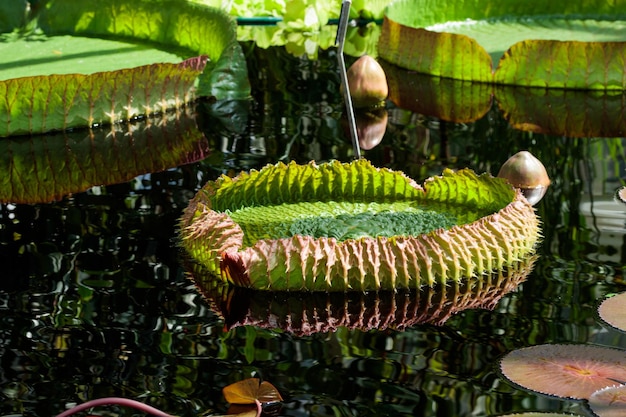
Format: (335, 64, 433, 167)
(223, 378, 283, 405)
(0, 0, 249, 137)
(597, 292, 626, 333)
(180, 159, 540, 292)
(378, 0, 626, 89)
(499, 344, 626, 400)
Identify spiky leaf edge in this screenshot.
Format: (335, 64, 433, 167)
(180, 160, 540, 291)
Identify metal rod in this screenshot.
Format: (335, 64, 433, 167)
(336, 0, 361, 160)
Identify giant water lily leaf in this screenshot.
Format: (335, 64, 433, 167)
(0, 56, 206, 137)
(36, 0, 250, 100)
(180, 159, 540, 291)
(193, 258, 534, 335)
(0, 107, 208, 204)
(0, 35, 185, 80)
(379, 0, 626, 89)
(0, 0, 249, 136)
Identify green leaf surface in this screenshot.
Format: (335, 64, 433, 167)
(0, 108, 208, 204)
(0, 35, 184, 80)
(180, 160, 540, 291)
(37, 0, 250, 99)
(379, 0, 626, 89)
(0, 56, 206, 137)
(0, 0, 250, 136)
(0, 0, 28, 33)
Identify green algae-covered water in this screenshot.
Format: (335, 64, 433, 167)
(0, 43, 624, 416)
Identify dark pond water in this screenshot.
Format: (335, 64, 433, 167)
(1, 42, 626, 417)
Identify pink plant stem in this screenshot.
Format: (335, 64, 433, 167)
(55, 397, 175, 417)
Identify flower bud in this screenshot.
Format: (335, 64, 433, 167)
(497, 151, 550, 205)
(343, 55, 388, 109)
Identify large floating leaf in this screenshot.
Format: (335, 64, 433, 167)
(36, 0, 250, 100)
(0, 56, 206, 137)
(180, 160, 540, 291)
(0, 0, 250, 136)
(379, 0, 626, 89)
(0, 107, 208, 204)
(0, 35, 184, 80)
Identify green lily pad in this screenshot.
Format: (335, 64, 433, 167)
(0, 0, 250, 136)
(379, 0, 626, 89)
(180, 159, 540, 291)
(0, 35, 185, 80)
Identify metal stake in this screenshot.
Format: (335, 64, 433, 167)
(336, 0, 361, 160)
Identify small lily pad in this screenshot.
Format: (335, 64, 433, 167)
(598, 292, 626, 333)
(589, 384, 626, 417)
(499, 343, 626, 400)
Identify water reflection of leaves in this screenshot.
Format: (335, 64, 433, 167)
(0, 108, 208, 204)
(192, 258, 535, 336)
(385, 60, 626, 137)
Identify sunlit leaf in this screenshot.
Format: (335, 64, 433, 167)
(379, 19, 493, 82)
(0, 35, 184, 80)
(379, 0, 626, 89)
(223, 378, 283, 405)
(180, 160, 540, 291)
(0, 0, 251, 137)
(0, 56, 206, 137)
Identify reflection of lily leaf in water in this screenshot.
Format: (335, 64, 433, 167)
(383, 61, 492, 123)
(0, 108, 208, 204)
(385, 61, 626, 137)
(180, 159, 540, 291)
(495, 86, 626, 138)
(379, 0, 626, 89)
(192, 258, 535, 335)
(0, 0, 250, 136)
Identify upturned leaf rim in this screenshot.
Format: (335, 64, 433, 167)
(378, 0, 626, 90)
(180, 159, 541, 292)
